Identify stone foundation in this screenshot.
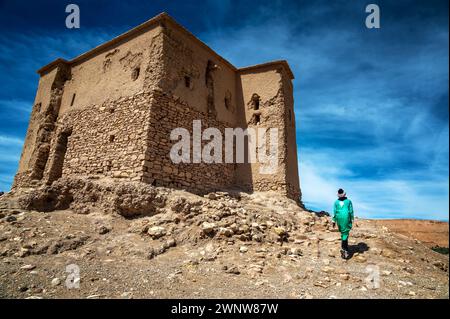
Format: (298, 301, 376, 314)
(143, 90, 235, 193)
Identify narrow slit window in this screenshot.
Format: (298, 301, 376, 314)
(70, 93, 76, 106)
(184, 76, 191, 88)
(109, 135, 115, 143)
(224, 90, 232, 110)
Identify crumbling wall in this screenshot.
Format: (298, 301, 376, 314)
(143, 30, 166, 91)
(13, 63, 70, 188)
(280, 68, 301, 201)
(157, 21, 238, 126)
(45, 92, 152, 182)
(15, 69, 57, 177)
(17, 177, 165, 217)
(58, 25, 161, 115)
(13, 23, 166, 189)
(237, 67, 300, 202)
(45, 126, 72, 184)
(142, 90, 235, 194)
(205, 60, 217, 117)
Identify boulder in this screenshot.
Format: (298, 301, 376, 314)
(147, 226, 166, 239)
(201, 222, 217, 235)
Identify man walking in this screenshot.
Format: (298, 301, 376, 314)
(332, 189, 354, 259)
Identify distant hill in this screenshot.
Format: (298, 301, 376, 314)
(372, 219, 449, 248)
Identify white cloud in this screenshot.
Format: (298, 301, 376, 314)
(0, 99, 31, 114)
(0, 135, 21, 192)
(0, 135, 23, 147)
(299, 148, 449, 221)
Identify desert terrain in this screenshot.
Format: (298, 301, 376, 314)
(373, 219, 448, 248)
(0, 178, 448, 299)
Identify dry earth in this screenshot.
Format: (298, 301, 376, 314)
(0, 178, 448, 299)
(372, 219, 448, 248)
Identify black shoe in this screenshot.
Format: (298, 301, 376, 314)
(343, 250, 350, 259)
(340, 249, 350, 259)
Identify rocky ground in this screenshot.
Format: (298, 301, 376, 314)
(0, 178, 448, 299)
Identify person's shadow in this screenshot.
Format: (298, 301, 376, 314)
(348, 242, 370, 259)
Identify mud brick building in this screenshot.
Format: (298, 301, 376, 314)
(13, 13, 301, 201)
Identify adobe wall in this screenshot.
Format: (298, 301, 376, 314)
(143, 90, 235, 194)
(156, 20, 238, 126)
(135, 20, 241, 194)
(15, 68, 58, 175)
(237, 66, 300, 201)
(280, 69, 301, 201)
(13, 63, 70, 188)
(58, 25, 162, 115)
(13, 23, 165, 189)
(42, 92, 152, 183)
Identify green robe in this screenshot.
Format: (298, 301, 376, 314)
(332, 198, 354, 241)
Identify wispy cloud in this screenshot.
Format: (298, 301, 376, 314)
(299, 147, 449, 221)
(0, 134, 23, 192)
(0, 135, 23, 146)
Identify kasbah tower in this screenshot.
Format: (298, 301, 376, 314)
(12, 13, 301, 203)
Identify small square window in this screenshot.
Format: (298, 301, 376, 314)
(249, 93, 260, 110)
(131, 67, 140, 81)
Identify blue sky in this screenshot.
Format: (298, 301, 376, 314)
(0, 0, 448, 220)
